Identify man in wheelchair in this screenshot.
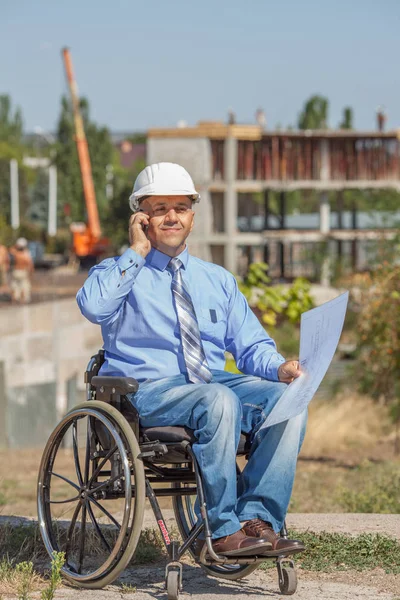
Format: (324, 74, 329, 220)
(76, 162, 306, 559)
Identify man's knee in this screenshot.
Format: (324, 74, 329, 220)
(193, 383, 241, 429)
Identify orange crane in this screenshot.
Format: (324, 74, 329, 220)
(62, 47, 109, 266)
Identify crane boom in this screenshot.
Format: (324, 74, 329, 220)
(62, 47, 101, 240)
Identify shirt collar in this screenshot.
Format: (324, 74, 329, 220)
(146, 247, 189, 271)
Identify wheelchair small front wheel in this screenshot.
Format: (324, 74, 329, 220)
(166, 569, 180, 600)
(277, 560, 297, 595)
(37, 401, 145, 589)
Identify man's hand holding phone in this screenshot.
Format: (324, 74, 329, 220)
(129, 213, 151, 258)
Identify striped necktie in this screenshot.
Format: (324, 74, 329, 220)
(169, 257, 212, 384)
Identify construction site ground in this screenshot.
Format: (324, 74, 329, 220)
(0, 512, 399, 600)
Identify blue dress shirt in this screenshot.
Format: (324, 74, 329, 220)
(76, 247, 286, 383)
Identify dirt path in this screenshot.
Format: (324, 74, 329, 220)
(54, 564, 399, 600)
(2, 513, 399, 599)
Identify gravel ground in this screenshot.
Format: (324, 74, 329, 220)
(2, 512, 399, 599)
(52, 564, 399, 600)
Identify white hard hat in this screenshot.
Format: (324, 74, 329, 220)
(129, 162, 200, 212)
(16, 237, 28, 248)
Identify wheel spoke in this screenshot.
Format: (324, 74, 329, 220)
(88, 445, 118, 487)
(83, 419, 92, 485)
(49, 494, 80, 504)
(65, 501, 82, 563)
(87, 502, 111, 552)
(78, 503, 87, 574)
(87, 496, 121, 530)
(50, 472, 80, 492)
(72, 421, 84, 487)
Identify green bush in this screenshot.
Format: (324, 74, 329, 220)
(337, 461, 400, 513)
(353, 263, 400, 450)
(237, 262, 314, 327)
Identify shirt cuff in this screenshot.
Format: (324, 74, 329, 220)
(117, 248, 146, 274)
(269, 359, 286, 382)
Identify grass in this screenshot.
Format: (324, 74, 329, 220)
(120, 583, 137, 593)
(337, 461, 400, 513)
(301, 393, 394, 459)
(290, 459, 400, 514)
(0, 521, 164, 597)
(277, 531, 400, 574)
(1, 521, 399, 579)
(289, 392, 400, 513)
(40, 552, 65, 600)
(0, 557, 41, 597)
(0, 521, 166, 567)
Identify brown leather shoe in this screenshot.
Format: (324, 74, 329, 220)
(210, 529, 272, 556)
(242, 519, 305, 556)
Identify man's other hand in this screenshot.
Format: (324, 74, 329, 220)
(278, 360, 301, 383)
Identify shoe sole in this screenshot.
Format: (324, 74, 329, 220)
(217, 542, 273, 557)
(258, 545, 305, 557)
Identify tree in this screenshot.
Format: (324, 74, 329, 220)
(339, 106, 353, 129)
(28, 169, 49, 227)
(104, 157, 146, 251)
(55, 95, 115, 225)
(0, 96, 25, 225)
(354, 257, 400, 452)
(298, 95, 329, 130)
(0, 95, 23, 144)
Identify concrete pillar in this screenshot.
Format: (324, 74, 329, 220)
(48, 165, 57, 236)
(320, 192, 331, 285)
(320, 246, 332, 287)
(337, 190, 344, 263)
(351, 198, 358, 270)
(319, 191, 330, 234)
(10, 159, 19, 229)
(224, 135, 238, 273)
(320, 139, 330, 182)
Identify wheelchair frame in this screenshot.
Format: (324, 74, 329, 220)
(37, 350, 298, 598)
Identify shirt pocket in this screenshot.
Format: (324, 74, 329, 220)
(197, 307, 227, 346)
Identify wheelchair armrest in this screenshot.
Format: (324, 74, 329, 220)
(91, 376, 139, 396)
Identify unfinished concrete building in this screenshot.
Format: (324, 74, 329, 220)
(147, 122, 400, 278)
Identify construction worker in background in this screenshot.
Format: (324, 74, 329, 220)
(0, 243, 10, 291)
(9, 238, 34, 304)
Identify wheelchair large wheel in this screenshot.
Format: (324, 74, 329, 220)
(172, 481, 258, 580)
(37, 401, 145, 589)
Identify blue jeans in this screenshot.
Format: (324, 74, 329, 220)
(129, 370, 307, 539)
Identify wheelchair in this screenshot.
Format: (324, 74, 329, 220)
(37, 350, 298, 598)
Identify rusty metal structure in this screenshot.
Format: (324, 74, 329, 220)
(147, 123, 400, 278)
(236, 132, 398, 185)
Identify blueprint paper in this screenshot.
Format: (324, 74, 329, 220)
(260, 291, 349, 429)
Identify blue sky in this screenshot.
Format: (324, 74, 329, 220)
(1, 0, 399, 133)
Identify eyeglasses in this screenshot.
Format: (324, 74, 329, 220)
(143, 205, 193, 217)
